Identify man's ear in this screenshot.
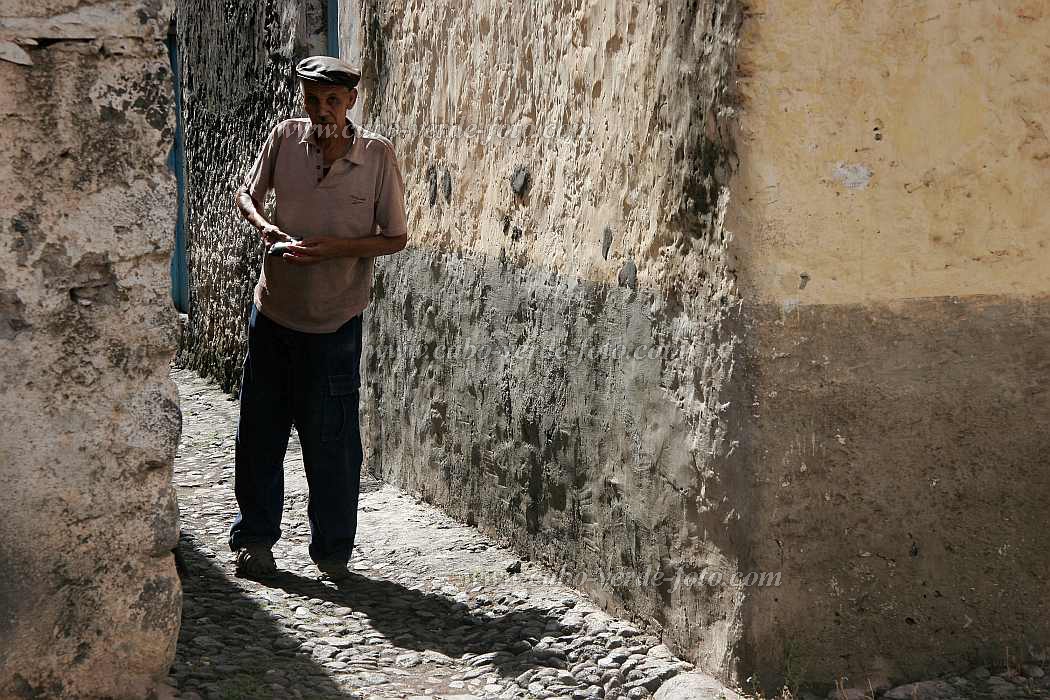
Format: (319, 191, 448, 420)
(347, 87, 359, 110)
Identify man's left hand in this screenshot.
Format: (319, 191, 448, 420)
(281, 237, 352, 265)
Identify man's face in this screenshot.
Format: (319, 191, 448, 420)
(302, 82, 357, 131)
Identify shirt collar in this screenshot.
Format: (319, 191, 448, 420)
(298, 118, 365, 165)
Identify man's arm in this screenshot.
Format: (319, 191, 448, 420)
(235, 186, 293, 246)
(340, 234, 407, 257)
(236, 122, 294, 246)
(281, 233, 406, 264)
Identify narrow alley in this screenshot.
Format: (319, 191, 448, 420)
(4, 1, 1048, 698)
(163, 369, 699, 700)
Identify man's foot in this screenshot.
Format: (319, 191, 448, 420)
(315, 559, 351, 581)
(234, 544, 278, 579)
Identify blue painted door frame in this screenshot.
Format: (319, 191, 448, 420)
(166, 25, 189, 313)
(327, 0, 339, 57)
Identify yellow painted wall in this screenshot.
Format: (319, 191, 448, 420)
(728, 1, 1050, 305)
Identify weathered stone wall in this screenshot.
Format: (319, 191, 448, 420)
(343, 0, 1050, 690)
(342, 0, 750, 678)
(727, 1, 1050, 689)
(174, 0, 326, 390)
(0, 2, 182, 697)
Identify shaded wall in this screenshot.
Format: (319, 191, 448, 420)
(728, 1, 1050, 688)
(0, 1, 182, 696)
(175, 0, 327, 388)
(341, 0, 750, 677)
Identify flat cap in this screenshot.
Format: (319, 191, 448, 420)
(295, 55, 361, 89)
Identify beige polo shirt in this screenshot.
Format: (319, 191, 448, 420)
(241, 116, 408, 333)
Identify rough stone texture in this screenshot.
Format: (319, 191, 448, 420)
(342, 0, 748, 680)
(0, 2, 182, 697)
(726, 1, 1050, 690)
(174, 0, 326, 390)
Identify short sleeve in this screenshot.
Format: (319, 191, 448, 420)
(374, 144, 409, 238)
(242, 121, 283, 203)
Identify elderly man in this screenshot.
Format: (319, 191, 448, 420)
(227, 56, 408, 580)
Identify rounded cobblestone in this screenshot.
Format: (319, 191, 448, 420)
(165, 370, 696, 699)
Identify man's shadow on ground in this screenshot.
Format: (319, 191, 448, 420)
(259, 560, 577, 681)
(175, 531, 576, 698)
(174, 532, 356, 700)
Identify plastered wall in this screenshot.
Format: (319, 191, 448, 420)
(729, 0, 1050, 304)
(728, 0, 1050, 687)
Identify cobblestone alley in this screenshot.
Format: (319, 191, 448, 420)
(162, 369, 701, 700)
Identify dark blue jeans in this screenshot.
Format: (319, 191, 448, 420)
(228, 304, 363, 565)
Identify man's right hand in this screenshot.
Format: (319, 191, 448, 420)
(258, 223, 294, 246)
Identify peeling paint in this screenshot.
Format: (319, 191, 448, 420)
(831, 162, 873, 190)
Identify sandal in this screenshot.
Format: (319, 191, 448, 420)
(235, 545, 278, 579)
(315, 559, 351, 581)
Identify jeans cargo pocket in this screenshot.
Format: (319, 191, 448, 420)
(321, 373, 358, 442)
